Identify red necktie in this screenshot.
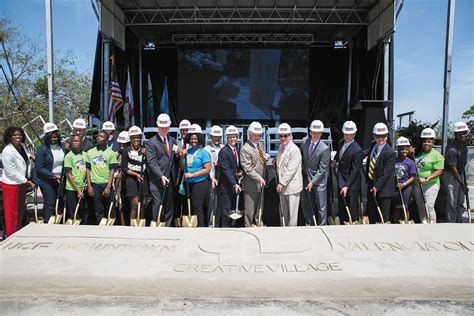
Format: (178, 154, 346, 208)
(164, 137, 169, 156)
(233, 148, 238, 162)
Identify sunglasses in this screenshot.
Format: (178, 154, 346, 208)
(279, 134, 290, 138)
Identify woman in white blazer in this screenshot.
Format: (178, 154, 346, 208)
(1, 127, 35, 236)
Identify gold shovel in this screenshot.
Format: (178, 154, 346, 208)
(181, 196, 197, 227)
(131, 199, 146, 227)
(99, 185, 116, 226)
(371, 190, 390, 224)
(48, 197, 63, 224)
(342, 198, 359, 225)
(66, 194, 83, 225)
(31, 188, 44, 224)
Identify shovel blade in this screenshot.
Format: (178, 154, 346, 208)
(48, 216, 56, 224)
(54, 215, 63, 224)
(65, 219, 73, 225)
(334, 217, 341, 225)
(174, 218, 181, 227)
(157, 221, 166, 228)
(228, 210, 243, 220)
(99, 217, 107, 226)
(150, 221, 157, 227)
(181, 215, 198, 228)
(399, 220, 406, 224)
(327, 217, 334, 225)
(130, 219, 138, 227)
(362, 216, 370, 225)
(106, 218, 116, 226)
(138, 219, 146, 227)
(73, 219, 81, 225)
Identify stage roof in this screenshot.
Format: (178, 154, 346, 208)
(105, 0, 389, 45)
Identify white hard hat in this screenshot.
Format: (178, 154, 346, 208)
(188, 124, 202, 134)
(342, 121, 357, 134)
(248, 121, 263, 134)
(156, 113, 171, 127)
(43, 122, 58, 134)
(102, 121, 115, 131)
(396, 136, 411, 147)
(278, 123, 292, 134)
(210, 125, 223, 137)
(420, 128, 436, 139)
(225, 125, 239, 136)
(309, 120, 324, 132)
(117, 131, 130, 144)
(72, 118, 87, 129)
(179, 119, 191, 129)
(454, 121, 469, 133)
(373, 122, 388, 135)
(128, 126, 143, 137)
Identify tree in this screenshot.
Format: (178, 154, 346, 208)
(462, 105, 474, 129)
(0, 17, 91, 149)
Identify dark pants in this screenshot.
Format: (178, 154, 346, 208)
(338, 188, 361, 223)
(39, 179, 61, 223)
(150, 181, 174, 226)
(206, 186, 222, 227)
(220, 186, 242, 228)
(187, 179, 210, 227)
(92, 183, 114, 222)
(66, 189, 86, 222)
(366, 188, 391, 224)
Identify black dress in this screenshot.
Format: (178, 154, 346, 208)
(121, 146, 150, 197)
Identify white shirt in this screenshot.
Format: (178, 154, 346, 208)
(204, 143, 224, 178)
(50, 144, 64, 176)
(1, 143, 29, 185)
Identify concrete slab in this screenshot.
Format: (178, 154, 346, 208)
(1, 224, 473, 301)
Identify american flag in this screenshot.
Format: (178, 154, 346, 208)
(108, 61, 123, 123)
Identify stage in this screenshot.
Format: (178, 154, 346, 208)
(1, 224, 472, 305)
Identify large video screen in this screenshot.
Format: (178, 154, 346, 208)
(178, 48, 309, 120)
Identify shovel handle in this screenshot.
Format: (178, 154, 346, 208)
(157, 205, 163, 223)
(137, 201, 142, 221)
(345, 206, 353, 225)
(55, 198, 60, 216)
(376, 206, 385, 224)
(187, 198, 192, 216)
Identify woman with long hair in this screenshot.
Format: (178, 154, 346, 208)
(1, 126, 35, 236)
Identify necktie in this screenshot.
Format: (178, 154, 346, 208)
(308, 142, 315, 158)
(233, 148, 238, 162)
(257, 144, 265, 162)
(340, 143, 348, 157)
(164, 137, 169, 156)
(368, 146, 378, 180)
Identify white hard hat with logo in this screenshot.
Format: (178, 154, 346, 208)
(396, 136, 411, 147)
(373, 123, 388, 135)
(72, 118, 87, 129)
(102, 121, 115, 131)
(454, 121, 469, 133)
(342, 121, 357, 134)
(188, 124, 202, 134)
(179, 119, 191, 129)
(117, 131, 130, 144)
(420, 128, 436, 139)
(225, 125, 239, 136)
(248, 121, 263, 134)
(156, 113, 171, 127)
(128, 126, 143, 137)
(210, 125, 223, 137)
(309, 120, 324, 132)
(278, 123, 292, 134)
(43, 122, 58, 134)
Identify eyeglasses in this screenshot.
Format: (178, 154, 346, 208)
(279, 134, 290, 138)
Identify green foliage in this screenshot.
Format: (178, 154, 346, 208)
(462, 105, 474, 129)
(0, 16, 92, 150)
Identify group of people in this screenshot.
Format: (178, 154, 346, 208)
(0, 113, 470, 236)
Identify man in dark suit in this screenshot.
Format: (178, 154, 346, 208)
(300, 120, 330, 225)
(146, 113, 179, 227)
(218, 126, 242, 227)
(365, 122, 396, 224)
(332, 121, 364, 223)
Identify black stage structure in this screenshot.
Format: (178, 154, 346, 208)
(89, 0, 398, 148)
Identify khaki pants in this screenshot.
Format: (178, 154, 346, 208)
(280, 192, 300, 226)
(413, 183, 440, 222)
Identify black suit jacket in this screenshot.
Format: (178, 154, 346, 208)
(334, 140, 363, 191)
(365, 141, 396, 197)
(145, 134, 178, 187)
(218, 144, 240, 193)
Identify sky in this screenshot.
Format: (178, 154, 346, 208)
(1, 0, 473, 126)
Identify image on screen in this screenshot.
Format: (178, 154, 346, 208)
(178, 48, 309, 120)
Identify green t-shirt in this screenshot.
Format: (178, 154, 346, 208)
(64, 151, 88, 191)
(416, 149, 444, 185)
(86, 146, 118, 184)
